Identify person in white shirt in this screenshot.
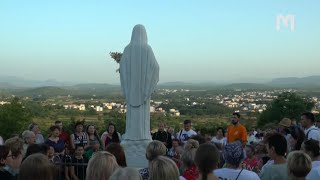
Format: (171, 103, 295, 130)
(176, 120, 197, 144)
(211, 127, 226, 146)
(214, 142, 260, 180)
(247, 129, 257, 145)
(316, 120, 320, 134)
(306, 166, 320, 180)
(302, 139, 320, 168)
(252, 128, 258, 136)
(302, 139, 320, 179)
(301, 112, 320, 141)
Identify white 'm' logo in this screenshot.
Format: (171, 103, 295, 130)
(276, 14, 295, 32)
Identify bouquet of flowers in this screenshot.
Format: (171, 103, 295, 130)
(109, 52, 122, 73)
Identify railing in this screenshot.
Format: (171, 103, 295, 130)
(52, 155, 88, 180)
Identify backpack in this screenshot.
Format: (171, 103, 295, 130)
(178, 130, 183, 140)
(306, 128, 319, 140)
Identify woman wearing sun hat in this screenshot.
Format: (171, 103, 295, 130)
(278, 118, 293, 150)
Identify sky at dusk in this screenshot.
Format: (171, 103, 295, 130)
(0, 0, 319, 84)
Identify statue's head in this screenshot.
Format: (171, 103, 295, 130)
(130, 24, 148, 45)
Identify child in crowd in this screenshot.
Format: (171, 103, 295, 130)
(70, 145, 88, 180)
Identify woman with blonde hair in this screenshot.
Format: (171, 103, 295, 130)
(109, 167, 142, 180)
(85, 151, 119, 180)
(181, 139, 200, 180)
(19, 153, 55, 180)
(139, 140, 167, 180)
(149, 156, 179, 180)
(145, 140, 167, 161)
(287, 151, 312, 180)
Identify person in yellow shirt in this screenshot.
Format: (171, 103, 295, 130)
(227, 113, 247, 147)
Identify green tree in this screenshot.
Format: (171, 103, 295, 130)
(0, 97, 32, 139)
(315, 114, 320, 122)
(23, 101, 49, 118)
(258, 92, 314, 127)
(86, 108, 97, 116)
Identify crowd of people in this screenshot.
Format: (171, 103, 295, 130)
(1, 112, 320, 180)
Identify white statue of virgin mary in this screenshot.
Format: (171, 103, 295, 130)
(120, 24, 159, 140)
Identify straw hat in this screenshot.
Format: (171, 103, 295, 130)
(278, 118, 291, 128)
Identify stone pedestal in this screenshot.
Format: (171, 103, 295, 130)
(121, 139, 151, 168)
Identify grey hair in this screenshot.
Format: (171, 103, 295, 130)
(22, 130, 34, 143)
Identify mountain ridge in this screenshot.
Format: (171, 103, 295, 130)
(1, 75, 320, 90)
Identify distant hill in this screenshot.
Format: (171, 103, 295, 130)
(0, 82, 18, 89)
(0, 76, 75, 88)
(2, 75, 320, 94)
(270, 76, 320, 87)
(10, 84, 123, 98)
(158, 82, 272, 90)
(71, 83, 118, 89)
(0, 76, 123, 97)
(159, 81, 194, 86)
(158, 82, 222, 90)
(222, 83, 270, 90)
(13, 86, 73, 97)
(68, 83, 121, 95)
(0, 89, 11, 97)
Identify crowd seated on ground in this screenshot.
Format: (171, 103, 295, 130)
(1, 112, 320, 180)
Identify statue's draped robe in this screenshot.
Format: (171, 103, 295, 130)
(120, 25, 159, 140)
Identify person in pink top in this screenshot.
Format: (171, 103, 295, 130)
(101, 123, 120, 149)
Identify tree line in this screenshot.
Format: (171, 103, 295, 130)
(1, 92, 318, 139)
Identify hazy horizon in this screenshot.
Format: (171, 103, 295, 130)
(1, 1, 319, 84)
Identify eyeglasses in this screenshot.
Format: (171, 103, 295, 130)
(6, 154, 14, 158)
(7, 152, 22, 159)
